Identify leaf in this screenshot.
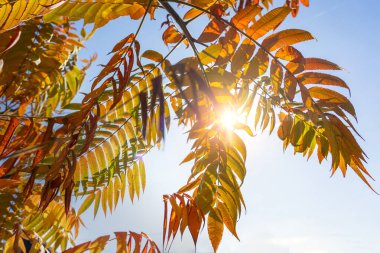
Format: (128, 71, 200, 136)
(0, 0, 64, 32)
(44, 1, 149, 30)
(139, 160, 146, 192)
(304, 58, 343, 71)
(0, 27, 21, 54)
(107, 180, 114, 213)
(309, 87, 356, 117)
(263, 29, 314, 52)
(188, 203, 203, 245)
(162, 25, 182, 45)
(208, 208, 224, 252)
(178, 177, 200, 193)
(277, 114, 293, 141)
(217, 202, 239, 240)
(63, 241, 91, 253)
(284, 73, 297, 101)
(301, 0, 310, 7)
(133, 163, 141, 198)
(94, 190, 101, 218)
(78, 193, 95, 216)
(141, 50, 163, 62)
(231, 39, 255, 73)
(139, 92, 148, 138)
(90, 235, 110, 253)
(184, 8, 203, 20)
(198, 44, 222, 65)
(0, 118, 19, 158)
(115, 232, 128, 253)
(297, 72, 349, 90)
(275, 46, 303, 61)
(247, 6, 291, 39)
(270, 59, 283, 95)
(127, 168, 135, 202)
(195, 161, 218, 213)
(244, 49, 269, 79)
(0, 179, 20, 189)
(111, 33, 135, 53)
(198, 18, 227, 43)
(231, 4, 261, 30)
(180, 151, 196, 165)
(101, 186, 108, 217)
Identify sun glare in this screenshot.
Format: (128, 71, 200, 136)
(219, 109, 242, 131)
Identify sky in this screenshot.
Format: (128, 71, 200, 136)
(73, 1, 380, 252)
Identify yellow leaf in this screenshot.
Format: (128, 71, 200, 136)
(275, 45, 303, 61)
(107, 180, 114, 213)
(141, 50, 163, 62)
(127, 168, 135, 202)
(199, 44, 222, 65)
(217, 202, 239, 240)
(101, 186, 108, 216)
(90, 235, 110, 253)
(78, 193, 95, 216)
(208, 208, 224, 252)
(247, 6, 291, 39)
(133, 162, 140, 198)
(139, 160, 146, 192)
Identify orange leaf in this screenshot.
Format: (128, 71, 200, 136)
(0, 117, 19, 156)
(198, 18, 227, 43)
(188, 203, 203, 245)
(162, 25, 182, 45)
(297, 72, 349, 90)
(231, 4, 262, 30)
(115, 232, 128, 253)
(304, 58, 343, 71)
(207, 208, 224, 252)
(263, 29, 314, 52)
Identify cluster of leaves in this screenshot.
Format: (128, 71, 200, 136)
(63, 231, 159, 253)
(0, 0, 372, 252)
(1, 193, 82, 252)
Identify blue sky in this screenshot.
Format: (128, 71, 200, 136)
(74, 1, 380, 252)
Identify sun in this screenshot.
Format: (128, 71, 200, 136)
(219, 109, 243, 131)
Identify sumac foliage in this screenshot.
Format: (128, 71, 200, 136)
(0, 0, 372, 252)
